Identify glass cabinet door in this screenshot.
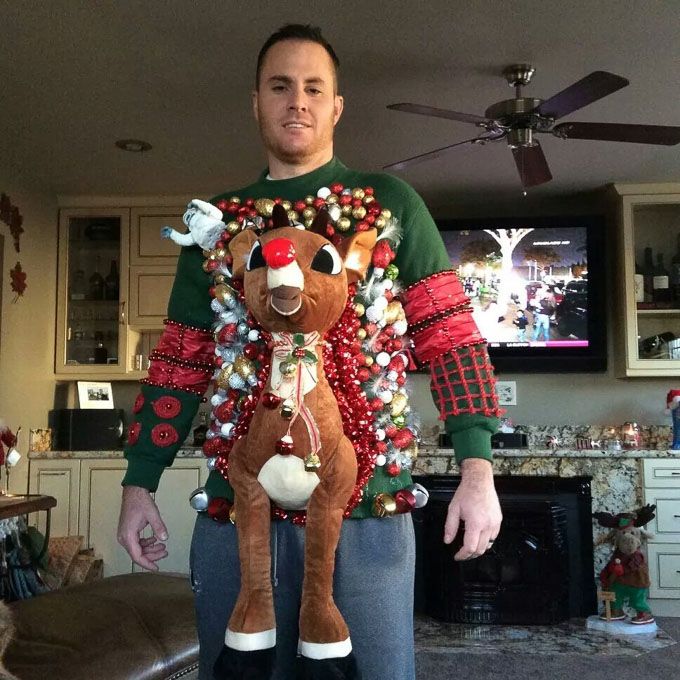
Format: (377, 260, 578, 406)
(56, 209, 129, 374)
(619, 190, 680, 376)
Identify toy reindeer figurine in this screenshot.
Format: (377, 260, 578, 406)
(213, 205, 376, 680)
(594, 504, 656, 625)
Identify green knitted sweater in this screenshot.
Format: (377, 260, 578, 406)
(123, 157, 498, 518)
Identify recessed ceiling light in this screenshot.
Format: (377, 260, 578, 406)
(115, 139, 152, 153)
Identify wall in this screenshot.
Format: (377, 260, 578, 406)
(0, 176, 58, 493)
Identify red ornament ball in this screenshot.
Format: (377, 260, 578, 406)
(261, 392, 281, 409)
(386, 462, 401, 477)
(207, 497, 232, 523)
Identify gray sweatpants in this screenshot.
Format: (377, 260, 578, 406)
(189, 512, 416, 680)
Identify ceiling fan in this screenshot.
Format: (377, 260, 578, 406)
(385, 64, 680, 188)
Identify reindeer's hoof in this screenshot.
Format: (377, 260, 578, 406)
(298, 652, 361, 680)
(213, 645, 275, 680)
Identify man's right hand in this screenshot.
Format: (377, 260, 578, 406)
(117, 485, 169, 571)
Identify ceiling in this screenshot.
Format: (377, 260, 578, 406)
(2, 1, 679, 212)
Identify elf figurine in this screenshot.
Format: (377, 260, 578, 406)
(594, 505, 656, 625)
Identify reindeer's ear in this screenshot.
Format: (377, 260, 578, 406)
(228, 229, 258, 279)
(336, 229, 378, 284)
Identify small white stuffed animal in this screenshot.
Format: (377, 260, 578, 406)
(161, 199, 225, 251)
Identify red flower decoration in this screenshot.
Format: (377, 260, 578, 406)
(127, 422, 141, 446)
(10, 262, 27, 299)
(152, 396, 181, 419)
(132, 394, 145, 414)
(151, 423, 179, 447)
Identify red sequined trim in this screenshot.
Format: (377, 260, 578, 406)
(142, 320, 216, 396)
(402, 271, 484, 363)
(430, 346, 503, 418)
(152, 396, 182, 419)
(132, 394, 144, 414)
(151, 423, 179, 447)
(127, 422, 141, 446)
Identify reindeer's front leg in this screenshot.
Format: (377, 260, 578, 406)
(298, 437, 359, 679)
(213, 443, 276, 680)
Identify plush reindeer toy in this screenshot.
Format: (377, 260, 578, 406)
(213, 206, 376, 680)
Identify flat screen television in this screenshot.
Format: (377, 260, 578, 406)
(435, 215, 607, 373)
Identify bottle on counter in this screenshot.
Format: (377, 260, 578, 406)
(652, 253, 671, 304)
(88, 256, 105, 300)
(192, 412, 209, 447)
(642, 246, 655, 303)
(671, 234, 680, 306)
(104, 259, 119, 300)
(94, 342, 108, 364)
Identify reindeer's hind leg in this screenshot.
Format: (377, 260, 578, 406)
(298, 437, 359, 679)
(213, 447, 276, 680)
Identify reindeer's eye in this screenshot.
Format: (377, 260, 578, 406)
(311, 244, 342, 275)
(246, 241, 265, 271)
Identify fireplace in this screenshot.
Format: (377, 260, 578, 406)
(413, 475, 597, 625)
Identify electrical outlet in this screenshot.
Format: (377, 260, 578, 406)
(496, 380, 517, 406)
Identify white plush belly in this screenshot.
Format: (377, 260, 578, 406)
(257, 455, 320, 510)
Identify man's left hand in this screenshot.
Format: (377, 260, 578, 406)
(444, 458, 502, 561)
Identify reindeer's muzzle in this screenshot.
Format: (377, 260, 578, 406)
(270, 285, 302, 316)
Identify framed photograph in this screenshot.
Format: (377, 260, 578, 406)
(77, 381, 114, 409)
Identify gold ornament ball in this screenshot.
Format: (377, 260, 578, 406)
(341, 204, 353, 217)
(327, 193, 339, 204)
(302, 207, 317, 220)
(336, 216, 352, 232)
(226, 221, 240, 234)
(213, 247, 228, 260)
(214, 274, 227, 285)
(305, 195, 315, 205)
(352, 206, 367, 220)
(357, 328, 367, 340)
(363, 195, 375, 204)
(381, 209, 392, 220)
(364, 356, 374, 367)
(254, 198, 275, 216)
(354, 302, 366, 317)
(352, 187, 365, 200)
(374, 216, 386, 230)
(287, 209, 299, 223)
(390, 393, 408, 417)
(281, 200, 292, 211)
(304, 217, 314, 228)
(234, 355, 254, 378)
(214, 283, 236, 305)
(229, 196, 241, 204)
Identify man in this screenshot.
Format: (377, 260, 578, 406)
(118, 24, 502, 680)
(531, 283, 555, 342)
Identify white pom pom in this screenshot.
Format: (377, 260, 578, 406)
(373, 296, 388, 311)
(387, 370, 398, 381)
(376, 351, 391, 367)
(376, 453, 387, 466)
(379, 389, 393, 404)
(248, 329, 260, 341)
(210, 394, 225, 406)
(383, 279, 394, 291)
(375, 428, 386, 441)
(328, 204, 342, 222)
(220, 422, 234, 437)
(366, 306, 382, 323)
(317, 186, 331, 199)
(392, 319, 408, 336)
(373, 267, 385, 278)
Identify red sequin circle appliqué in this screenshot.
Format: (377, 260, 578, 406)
(127, 422, 141, 446)
(132, 394, 145, 414)
(151, 423, 179, 447)
(152, 396, 182, 419)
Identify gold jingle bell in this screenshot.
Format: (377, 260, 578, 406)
(279, 360, 297, 377)
(214, 283, 236, 306)
(280, 399, 295, 419)
(229, 506, 237, 524)
(216, 363, 234, 389)
(304, 452, 321, 471)
(384, 301, 403, 325)
(390, 393, 408, 417)
(372, 492, 397, 518)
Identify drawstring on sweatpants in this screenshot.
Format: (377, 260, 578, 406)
(272, 526, 279, 588)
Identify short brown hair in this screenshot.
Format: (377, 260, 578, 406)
(256, 24, 340, 90)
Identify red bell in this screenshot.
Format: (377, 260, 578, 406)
(261, 392, 282, 409)
(262, 238, 296, 269)
(275, 436, 294, 455)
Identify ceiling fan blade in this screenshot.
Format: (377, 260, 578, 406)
(512, 143, 553, 188)
(383, 136, 487, 171)
(533, 71, 629, 119)
(553, 121, 680, 145)
(387, 102, 492, 126)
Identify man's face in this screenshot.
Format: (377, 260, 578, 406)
(253, 39, 343, 165)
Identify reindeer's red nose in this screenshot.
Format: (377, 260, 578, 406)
(262, 238, 296, 269)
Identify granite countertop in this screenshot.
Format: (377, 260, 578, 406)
(29, 446, 680, 460)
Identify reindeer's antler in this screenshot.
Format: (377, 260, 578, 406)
(593, 511, 620, 528)
(634, 504, 656, 527)
(308, 208, 331, 238)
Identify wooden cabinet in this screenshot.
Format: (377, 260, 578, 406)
(613, 183, 680, 377)
(643, 458, 680, 616)
(55, 203, 184, 379)
(28, 455, 208, 577)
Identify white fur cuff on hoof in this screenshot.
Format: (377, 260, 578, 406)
(225, 627, 276, 651)
(299, 637, 352, 660)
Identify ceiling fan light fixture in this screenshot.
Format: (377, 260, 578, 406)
(115, 139, 152, 153)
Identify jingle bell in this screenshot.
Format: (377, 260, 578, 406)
(189, 487, 209, 512)
(280, 399, 295, 419)
(304, 452, 321, 471)
(372, 492, 397, 518)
